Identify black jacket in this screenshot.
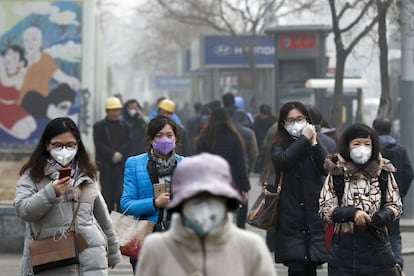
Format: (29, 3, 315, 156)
(271, 135, 328, 264)
(196, 133, 250, 193)
(380, 135, 414, 235)
(121, 104, 147, 155)
(93, 118, 132, 172)
(252, 114, 277, 149)
(380, 138, 414, 199)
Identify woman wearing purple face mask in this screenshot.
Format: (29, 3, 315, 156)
(120, 115, 184, 273)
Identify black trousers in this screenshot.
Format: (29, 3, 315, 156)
(287, 261, 317, 276)
(236, 200, 248, 229)
(99, 165, 124, 212)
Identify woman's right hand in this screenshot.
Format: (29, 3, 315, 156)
(302, 123, 316, 141)
(53, 176, 72, 196)
(155, 192, 171, 208)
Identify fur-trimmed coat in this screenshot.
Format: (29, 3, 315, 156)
(319, 154, 402, 275)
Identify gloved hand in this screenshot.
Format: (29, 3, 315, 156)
(366, 222, 386, 241)
(332, 206, 357, 223)
(112, 152, 123, 163)
(371, 207, 395, 227)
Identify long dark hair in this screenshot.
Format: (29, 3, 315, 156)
(195, 107, 244, 150)
(20, 117, 97, 182)
(269, 101, 313, 149)
(337, 123, 380, 163)
(145, 115, 180, 152)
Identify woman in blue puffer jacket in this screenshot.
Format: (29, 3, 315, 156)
(120, 115, 184, 272)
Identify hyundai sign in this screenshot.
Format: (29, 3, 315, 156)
(192, 35, 275, 69)
(155, 76, 191, 91)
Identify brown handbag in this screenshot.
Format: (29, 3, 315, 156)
(247, 162, 283, 232)
(29, 201, 84, 274)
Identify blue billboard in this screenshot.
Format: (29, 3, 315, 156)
(202, 35, 275, 68)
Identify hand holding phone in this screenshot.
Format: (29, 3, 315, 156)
(59, 168, 72, 179)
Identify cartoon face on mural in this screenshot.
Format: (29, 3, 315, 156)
(4, 46, 26, 76)
(0, 1, 82, 147)
(23, 27, 43, 60)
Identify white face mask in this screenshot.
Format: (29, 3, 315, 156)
(50, 148, 77, 166)
(350, 146, 372, 164)
(182, 197, 226, 237)
(128, 109, 137, 117)
(285, 121, 307, 137)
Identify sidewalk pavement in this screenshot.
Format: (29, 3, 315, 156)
(401, 219, 414, 255)
(2, 227, 414, 275)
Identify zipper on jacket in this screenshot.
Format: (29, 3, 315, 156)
(200, 237, 207, 276)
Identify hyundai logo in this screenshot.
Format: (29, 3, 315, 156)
(214, 44, 233, 56)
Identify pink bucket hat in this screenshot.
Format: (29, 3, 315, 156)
(168, 153, 244, 210)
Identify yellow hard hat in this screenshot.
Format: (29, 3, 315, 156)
(158, 99, 176, 113)
(105, 97, 122, 110)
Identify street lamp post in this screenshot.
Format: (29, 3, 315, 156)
(399, 0, 414, 218)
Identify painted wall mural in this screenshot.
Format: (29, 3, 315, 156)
(0, 1, 82, 149)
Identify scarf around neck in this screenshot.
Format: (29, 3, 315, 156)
(149, 149, 177, 177)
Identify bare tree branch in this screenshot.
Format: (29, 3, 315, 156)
(340, 0, 375, 33)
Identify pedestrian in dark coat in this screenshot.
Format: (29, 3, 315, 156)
(93, 96, 132, 212)
(270, 101, 328, 275)
(373, 117, 414, 273)
(194, 107, 250, 228)
(253, 104, 277, 149)
(320, 123, 402, 276)
(307, 107, 337, 153)
(121, 99, 148, 155)
(233, 109, 259, 173)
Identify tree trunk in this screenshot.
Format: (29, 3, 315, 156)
(332, 51, 346, 132)
(377, 0, 392, 119)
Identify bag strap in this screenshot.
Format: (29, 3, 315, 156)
(68, 200, 81, 232)
(29, 199, 81, 240)
(147, 159, 159, 185)
(332, 170, 388, 207)
(276, 171, 284, 194)
(262, 161, 273, 189)
(163, 236, 201, 276)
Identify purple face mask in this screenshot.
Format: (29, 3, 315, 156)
(153, 137, 176, 155)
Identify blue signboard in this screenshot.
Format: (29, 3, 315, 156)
(155, 76, 191, 91)
(203, 35, 275, 68)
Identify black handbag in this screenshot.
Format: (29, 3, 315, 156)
(247, 163, 283, 232)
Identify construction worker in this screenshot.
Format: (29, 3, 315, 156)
(93, 96, 132, 211)
(158, 99, 192, 156)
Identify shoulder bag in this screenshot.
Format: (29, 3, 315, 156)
(247, 162, 283, 232)
(110, 207, 155, 259)
(29, 201, 87, 274)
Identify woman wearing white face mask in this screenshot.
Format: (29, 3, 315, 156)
(270, 101, 328, 275)
(136, 153, 277, 276)
(319, 123, 402, 275)
(14, 117, 121, 275)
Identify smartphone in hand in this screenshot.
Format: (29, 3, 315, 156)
(153, 183, 166, 198)
(59, 168, 72, 179)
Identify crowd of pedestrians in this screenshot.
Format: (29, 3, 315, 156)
(12, 91, 413, 276)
